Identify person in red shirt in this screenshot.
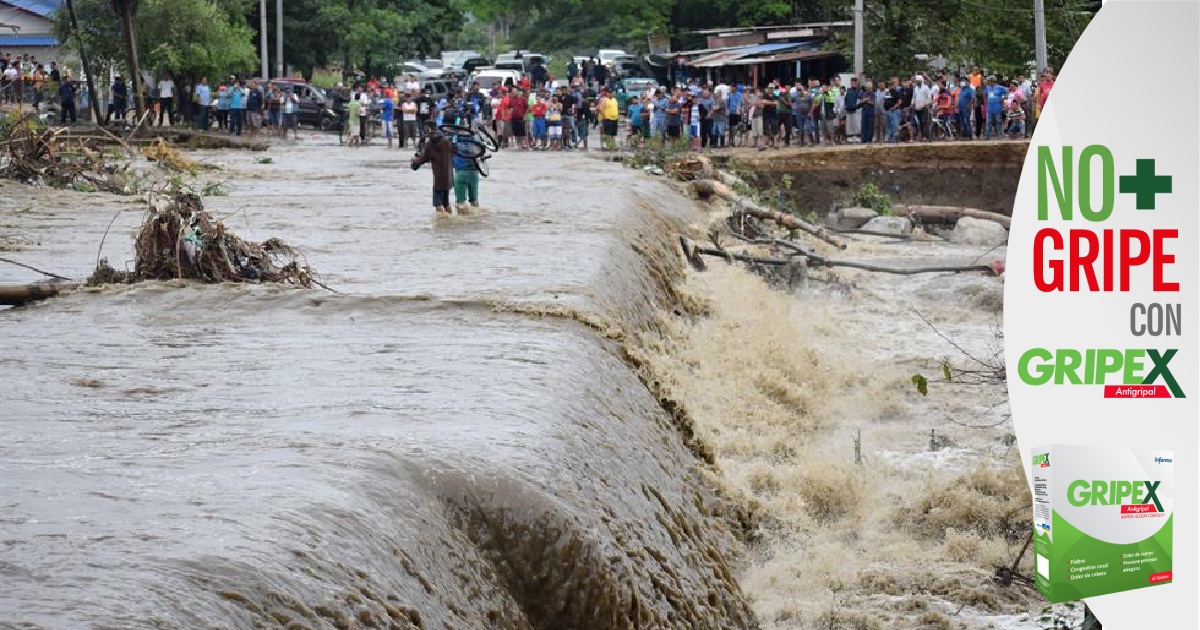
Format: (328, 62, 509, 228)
(495, 89, 510, 148)
(530, 96, 548, 149)
(508, 89, 528, 150)
(1035, 69, 1054, 120)
(936, 82, 954, 135)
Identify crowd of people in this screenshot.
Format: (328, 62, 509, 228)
(1, 53, 85, 124)
(593, 65, 1054, 151)
(3, 46, 1055, 154)
(330, 64, 1055, 155)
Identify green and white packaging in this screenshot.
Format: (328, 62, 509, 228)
(1032, 444, 1173, 603)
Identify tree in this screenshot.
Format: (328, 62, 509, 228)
(815, 0, 1097, 80)
(56, 0, 257, 81)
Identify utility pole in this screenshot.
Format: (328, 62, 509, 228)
(113, 0, 145, 119)
(1034, 0, 1047, 74)
(259, 0, 268, 79)
(853, 0, 864, 76)
(275, 0, 283, 78)
(64, 0, 103, 123)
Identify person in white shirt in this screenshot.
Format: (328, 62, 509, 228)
(911, 74, 934, 140)
(2, 65, 17, 105)
(156, 75, 175, 126)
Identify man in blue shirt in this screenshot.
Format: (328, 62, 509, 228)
(956, 78, 975, 140)
(653, 91, 669, 141)
(57, 76, 78, 124)
(194, 77, 211, 130)
(380, 90, 395, 148)
(984, 76, 1007, 140)
(229, 79, 246, 136)
(727, 85, 743, 146)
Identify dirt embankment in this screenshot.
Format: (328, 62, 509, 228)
(723, 141, 1030, 216)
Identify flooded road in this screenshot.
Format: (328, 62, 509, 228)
(0, 136, 754, 629)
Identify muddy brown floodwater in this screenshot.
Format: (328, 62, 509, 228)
(0, 135, 756, 629)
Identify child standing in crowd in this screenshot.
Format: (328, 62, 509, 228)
(1005, 98, 1026, 137)
(547, 97, 563, 151)
(626, 96, 643, 148)
(380, 88, 396, 148)
(530, 94, 547, 150)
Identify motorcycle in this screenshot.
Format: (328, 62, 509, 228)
(319, 106, 342, 132)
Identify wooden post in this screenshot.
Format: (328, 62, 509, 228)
(65, 0, 103, 124)
(785, 255, 809, 293)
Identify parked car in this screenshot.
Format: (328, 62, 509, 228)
(401, 62, 443, 79)
(598, 49, 627, 66)
(493, 51, 549, 73)
(458, 56, 492, 75)
(468, 69, 522, 92)
(419, 78, 455, 101)
(611, 55, 644, 80)
(614, 77, 658, 114)
(256, 78, 334, 128)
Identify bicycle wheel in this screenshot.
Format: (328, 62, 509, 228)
(475, 124, 499, 152)
(474, 154, 490, 178)
(439, 124, 474, 138)
(453, 138, 486, 159)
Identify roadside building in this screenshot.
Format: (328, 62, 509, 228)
(674, 22, 848, 88)
(0, 0, 63, 59)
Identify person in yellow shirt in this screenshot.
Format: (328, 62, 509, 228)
(598, 88, 619, 150)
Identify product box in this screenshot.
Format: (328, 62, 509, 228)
(1032, 444, 1173, 603)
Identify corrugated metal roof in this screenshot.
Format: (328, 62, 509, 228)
(0, 35, 58, 46)
(2, 0, 64, 18)
(725, 50, 838, 66)
(690, 42, 816, 68)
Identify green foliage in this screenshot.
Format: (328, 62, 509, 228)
(201, 180, 229, 196)
(254, 156, 274, 164)
(911, 374, 928, 396)
(819, 0, 1098, 80)
(57, 0, 1095, 94)
(842, 182, 893, 216)
(623, 134, 691, 169)
(57, 0, 257, 78)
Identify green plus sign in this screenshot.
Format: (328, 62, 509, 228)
(1119, 159, 1172, 210)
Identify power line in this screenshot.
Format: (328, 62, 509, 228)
(955, 0, 1096, 14)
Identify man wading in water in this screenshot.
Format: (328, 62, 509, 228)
(411, 123, 455, 214)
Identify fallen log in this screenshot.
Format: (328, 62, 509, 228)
(680, 236, 997, 277)
(0, 281, 80, 306)
(896, 204, 1011, 229)
(691, 179, 848, 250)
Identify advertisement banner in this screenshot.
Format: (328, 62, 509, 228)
(1006, 0, 1199, 626)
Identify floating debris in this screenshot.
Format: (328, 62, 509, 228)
(87, 192, 319, 288)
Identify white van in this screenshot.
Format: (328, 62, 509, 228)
(598, 49, 627, 66)
(469, 69, 522, 92)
